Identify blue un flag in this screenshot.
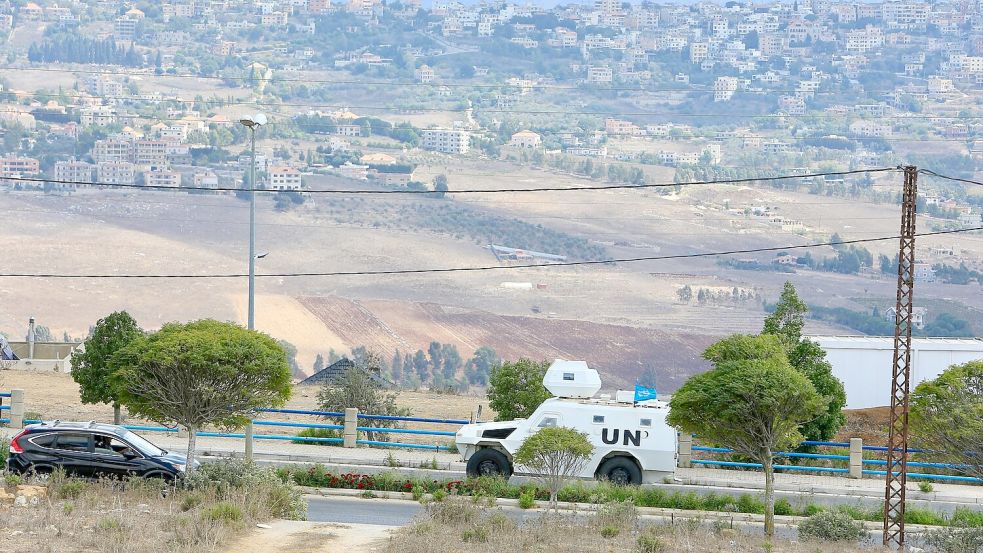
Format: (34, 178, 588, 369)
(634, 384, 658, 402)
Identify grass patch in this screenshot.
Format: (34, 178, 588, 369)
(292, 427, 342, 446)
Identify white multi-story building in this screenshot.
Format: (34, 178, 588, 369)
(846, 26, 884, 52)
(420, 129, 471, 154)
(134, 140, 170, 167)
(587, 65, 613, 84)
(144, 170, 181, 188)
(268, 166, 303, 190)
(92, 138, 134, 163)
(97, 161, 136, 185)
(714, 76, 739, 101)
(54, 160, 94, 186)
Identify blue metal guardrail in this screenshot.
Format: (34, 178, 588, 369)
(692, 441, 983, 483)
(9, 408, 462, 451)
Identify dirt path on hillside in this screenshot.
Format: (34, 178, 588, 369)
(222, 521, 393, 553)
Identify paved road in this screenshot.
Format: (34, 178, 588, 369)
(306, 496, 424, 526)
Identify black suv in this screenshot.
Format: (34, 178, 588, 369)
(7, 421, 193, 480)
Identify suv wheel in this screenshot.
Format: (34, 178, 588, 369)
(466, 448, 513, 478)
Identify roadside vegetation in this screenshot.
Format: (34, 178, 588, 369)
(387, 496, 870, 553)
(0, 461, 304, 553)
(278, 467, 982, 529)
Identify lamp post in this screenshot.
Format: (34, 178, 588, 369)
(238, 113, 265, 463)
(238, 114, 266, 331)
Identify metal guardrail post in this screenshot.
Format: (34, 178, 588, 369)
(850, 437, 863, 479)
(678, 433, 693, 468)
(9, 389, 24, 429)
(344, 408, 358, 448)
(244, 421, 254, 461)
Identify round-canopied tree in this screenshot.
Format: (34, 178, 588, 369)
(110, 319, 292, 472)
(910, 360, 983, 480)
(668, 334, 826, 537)
(70, 311, 143, 424)
(487, 358, 551, 421)
(514, 426, 594, 510)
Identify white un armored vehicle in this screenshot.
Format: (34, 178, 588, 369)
(456, 360, 676, 485)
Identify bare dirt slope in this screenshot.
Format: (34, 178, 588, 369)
(299, 296, 715, 390)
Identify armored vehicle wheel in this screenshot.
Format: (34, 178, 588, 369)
(466, 448, 513, 478)
(597, 456, 642, 486)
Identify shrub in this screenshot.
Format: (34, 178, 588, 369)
(56, 480, 88, 499)
(97, 517, 124, 533)
(0, 438, 8, 466)
(600, 526, 620, 538)
(925, 526, 983, 553)
(918, 481, 934, 493)
(798, 510, 866, 542)
(432, 488, 446, 502)
(181, 494, 203, 512)
(411, 486, 424, 502)
(774, 498, 794, 516)
(425, 497, 478, 525)
(184, 460, 305, 520)
(595, 500, 639, 530)
(202, 502, 244, 525)
(906, 507, 946, 526)
(951, 508, 983, 528)
(4, 473, 23, 487)
(461, 525, 489, 543)
(636, 534, 668, 553)
(292, 427, 342, 446)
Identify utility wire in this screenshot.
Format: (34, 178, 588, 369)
(2, 227, 978, 279)
(1, 167, 898, 194)
(919, 169, 983, 187)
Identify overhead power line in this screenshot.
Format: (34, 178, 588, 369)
(1, 167, 898, 194)
(1, 226, 978, 279)
(919, 169, 983, 187)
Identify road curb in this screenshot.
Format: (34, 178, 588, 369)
(301, 488, 941, 534)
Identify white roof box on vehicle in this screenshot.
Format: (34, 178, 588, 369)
(543, 359, 602, 399)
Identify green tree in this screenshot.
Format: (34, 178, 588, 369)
(464, 346, 500, 386)
(488, 359, 552, 421)
(514, 426, 593, 510)
(763, 282, 847, 444)
(433, 174, 448, 198)
(110, 320, 292, 473)
(71, 311, 143, 424)
(762, 281, 807, 346)
(668, 334, 825, 537)
(910, 361, 983, 479)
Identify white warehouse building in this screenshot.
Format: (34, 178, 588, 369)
(810, 336, 983, 409)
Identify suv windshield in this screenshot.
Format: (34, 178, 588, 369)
(120, 430, 164, 457)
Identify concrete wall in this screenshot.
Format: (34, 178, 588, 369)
(810, 336, 983, 409)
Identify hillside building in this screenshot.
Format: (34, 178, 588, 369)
(420, 129, 471, 154)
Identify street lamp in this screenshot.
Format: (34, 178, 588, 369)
(239, 113, 265, 464)
(238, 113, 266, 332)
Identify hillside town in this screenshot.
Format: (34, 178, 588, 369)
(0, 0, 982, 219)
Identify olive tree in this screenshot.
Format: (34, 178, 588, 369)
(110, 320, 292, 473)
(70, 311, 143, 424)
(668, 334, 826, 537)
(488, 358, 551, 421)
(910, 361, 983, 479)
(514, 426, 594, 510)
(317, 353, 411, 441)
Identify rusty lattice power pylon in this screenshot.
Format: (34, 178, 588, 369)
(883, 166, 918, 549)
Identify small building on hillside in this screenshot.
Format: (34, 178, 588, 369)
(2, 318, 82, 372)
(298, 358, 393, 387)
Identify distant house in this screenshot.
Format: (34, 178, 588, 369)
(884, 307, 927, 330)
(298, 358, 393, 387)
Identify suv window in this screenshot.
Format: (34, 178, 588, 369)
(28, 433, 57, 448)
(94, 435, 138, 458)
(55, 433, 91, 452)
(537, 416, 558, 428)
